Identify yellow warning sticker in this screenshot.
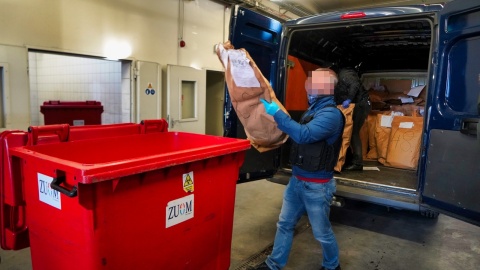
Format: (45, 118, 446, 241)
(183, 171, 194, 193)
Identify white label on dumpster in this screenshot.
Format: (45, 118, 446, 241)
(166, 194, 194, 228)
(73, 119, 85, 126)
(38, 173, 61, 209)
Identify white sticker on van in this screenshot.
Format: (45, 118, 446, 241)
(38, 173, 61, 209)
(166, 194, 194, 228)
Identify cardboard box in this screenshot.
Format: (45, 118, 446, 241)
(379, 79, 413, 93)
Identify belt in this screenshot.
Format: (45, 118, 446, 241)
(296, 175, 331, 183)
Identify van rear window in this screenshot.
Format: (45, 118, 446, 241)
(445, 36, 480, 114)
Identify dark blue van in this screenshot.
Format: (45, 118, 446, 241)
(224, 0, 480, 225)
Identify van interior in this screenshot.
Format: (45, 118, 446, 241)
(277, 17, 433, 199)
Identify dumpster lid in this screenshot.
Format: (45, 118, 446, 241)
(42, 100, 102, 106)
(40, 100, 103, 110)
(10, 132, 250, 184)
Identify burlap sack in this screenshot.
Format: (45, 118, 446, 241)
(366, 112, 380, 160)
(216, 41, 289, 152)
(375, 113, 393, 165)
(390, 104, 424, 116)
(334, 104, 355, 172)
(385, 115, 424, 170)
(360, 117, 369, 160)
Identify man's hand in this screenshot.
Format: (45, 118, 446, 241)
(342, 99, 351, 109)
(260, 98, 280, 116)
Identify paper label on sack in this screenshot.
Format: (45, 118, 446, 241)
(37, 173, 61, 209)
(399, 122, 414, 129)
(228, 50, 260, 87)
(380, 115, 394, 128)
(406, 85, 425, 97)
(183, 171, 194, 193)
(166, 194, 194, 228)
(400, 97, 414, 104)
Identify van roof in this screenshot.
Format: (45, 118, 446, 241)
(286, 4, 444, 26)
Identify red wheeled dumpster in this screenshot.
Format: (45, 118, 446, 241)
(8, 124, 250, 270)
(40, 100, 104, 126)
(1, 121, 167, 251)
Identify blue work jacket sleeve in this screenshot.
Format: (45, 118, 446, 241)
(273, 109, 342, 144)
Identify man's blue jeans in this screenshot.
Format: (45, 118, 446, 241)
(265, 176, 339, 270)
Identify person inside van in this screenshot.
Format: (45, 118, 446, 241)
(334, 67, 371, 171)
(252, 68, 344, 270)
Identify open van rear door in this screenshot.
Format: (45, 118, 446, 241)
(225, 6, 283, 182)
(421, 0, 480, 226)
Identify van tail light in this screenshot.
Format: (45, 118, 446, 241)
(341, 12, 366, 19)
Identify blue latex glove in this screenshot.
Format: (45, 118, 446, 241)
(342, 99, 351, 109)
(260, 98, 280, 116)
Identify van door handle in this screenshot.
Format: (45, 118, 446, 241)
(460, 118, 479, 136)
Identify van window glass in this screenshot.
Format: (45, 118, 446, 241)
(244, 22, 278, 44)
(446, 36, 480, 115)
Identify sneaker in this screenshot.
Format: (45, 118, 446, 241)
(246, 261, 271, 270)
(320, 265, 341, 270)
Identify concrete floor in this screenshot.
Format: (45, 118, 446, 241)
(1, 179, 479, 270)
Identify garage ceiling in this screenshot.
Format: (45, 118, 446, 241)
(214, 0, 449, 20)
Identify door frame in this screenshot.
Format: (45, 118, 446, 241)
(0, 63, 11, 129)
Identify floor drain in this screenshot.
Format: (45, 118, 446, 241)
(232, 220, 311, 270)
(232, 245, 273, 270)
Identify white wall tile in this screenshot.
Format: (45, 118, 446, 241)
(29, 52, 129, 125)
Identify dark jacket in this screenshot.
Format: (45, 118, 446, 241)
(273, 96, 344, 179)
(334, 68, 368, 104)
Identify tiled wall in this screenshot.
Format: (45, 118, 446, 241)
(29, 52, 130, 126)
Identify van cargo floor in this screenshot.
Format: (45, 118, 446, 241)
(269, 161, 417, 190)
(337, 160, 417, 190)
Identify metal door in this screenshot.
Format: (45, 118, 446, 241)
(136, 61, 161, 123)
(164, 65, 206, 133)
(421, 0, 480, 226)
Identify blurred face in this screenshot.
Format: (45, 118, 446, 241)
(305, 70, 336, 96)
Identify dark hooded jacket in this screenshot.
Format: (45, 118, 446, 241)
(334, 68, 368, 104)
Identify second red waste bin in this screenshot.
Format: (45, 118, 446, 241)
(40, 100, 104, 126)
(10, 131, 250, 270)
